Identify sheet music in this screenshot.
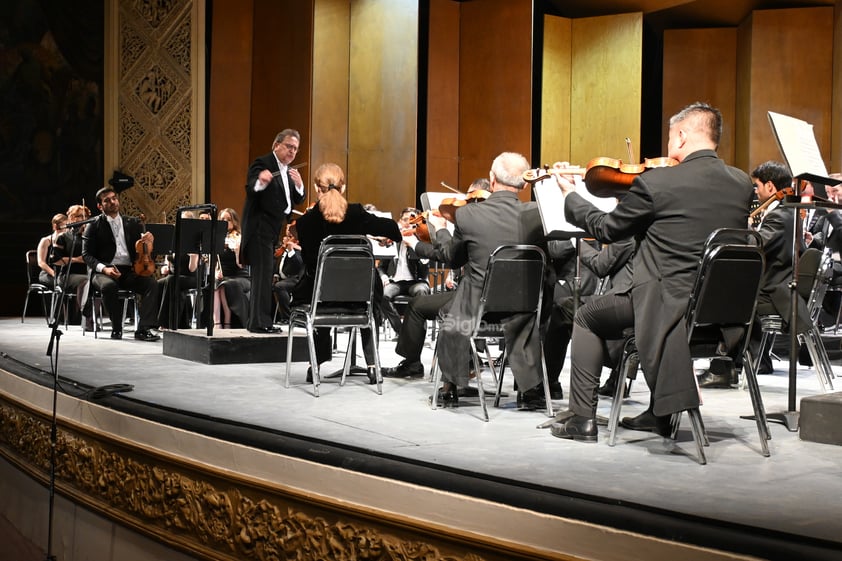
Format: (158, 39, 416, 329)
(419, 191, 455, 236)
(533, 177, 617, 239)
(767, 111, 836, 185)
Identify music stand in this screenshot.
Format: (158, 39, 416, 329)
(173, 214, 224, 335)
(768, 110, 841, 431)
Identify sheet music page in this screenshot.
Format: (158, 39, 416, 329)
(533, 177, 617, 239)
(767, 111, 830, 181)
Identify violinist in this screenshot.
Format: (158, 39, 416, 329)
(416, 153, 550, 410)
(82, 186, 160, 341)
(549, 102, 754, 443)
(272, 228, 303, 324)
(378, 207, 431, 334)
(214, 207, 250, 329)
(736, 161, 812, 379)
(55, 204, 92, 326)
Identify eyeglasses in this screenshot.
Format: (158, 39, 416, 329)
(281, 143, 298, 152)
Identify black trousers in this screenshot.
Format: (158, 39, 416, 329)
(568, 292, 635, 418)
(394, 291, 454, 362)
(90, 266, 160, 332)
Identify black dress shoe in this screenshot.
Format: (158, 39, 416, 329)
(110, 330, 122, 340)
(620, 409, 672, 437)
(381, 359, 424, 378)
(249, 326, 282, 334)
(429, 387, 459, 408)
(537, 409, 576, 429)
(366, 367, 378, 385)
(696, 370, 733, 389)
(134, 329, 160, 342)
(549, 381, 564, 400)
(517, 385, 546, 411)
(550, 415, 598, 442)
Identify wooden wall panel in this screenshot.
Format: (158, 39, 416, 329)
(209, 0, 254, 215)
(347, 0, 417, 216)
(249, 0, 313, 209)
(570, 13, 642, 167)
(311, 0, 351, 209)
(426, 0, 461, 193)
(458, 0, 532, 193)
(663, 28, 737, 164)
(833, 4, 842, 172)
(738, 7, 833, 172)
(540, 15, 572, 167)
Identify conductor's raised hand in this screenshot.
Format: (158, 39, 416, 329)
(289, 167, 303, 189)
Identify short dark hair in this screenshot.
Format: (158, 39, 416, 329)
(95, 186, 116, 203)
(670, 102, 722, 148)
(751, 161, 792, 191)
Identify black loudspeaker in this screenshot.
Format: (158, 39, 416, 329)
(108, 170, 135, 192)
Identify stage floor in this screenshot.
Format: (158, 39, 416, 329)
(1, 317, 841, 560)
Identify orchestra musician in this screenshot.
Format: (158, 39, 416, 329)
(424, 152, 550, 410)
(548, 102, 754, 442)
(292, 162, 400, 383)
(82, 186, 161, 341)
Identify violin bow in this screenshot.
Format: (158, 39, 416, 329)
(440, 181, 462, 194)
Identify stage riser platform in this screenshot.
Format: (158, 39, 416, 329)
(800, 391, 842, 445)
(162, 329, 309, 364)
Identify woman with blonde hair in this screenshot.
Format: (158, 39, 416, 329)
(293, 163, 400, 381)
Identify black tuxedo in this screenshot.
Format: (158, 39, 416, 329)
(273, 249, 304, 321)
(241, 152, 306, 330)
(565, 149, 754, 417)
(82, 214, 160, 332)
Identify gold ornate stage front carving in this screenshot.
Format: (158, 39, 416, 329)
(0, 395, 561, 561)
(106, 0, 205, 222)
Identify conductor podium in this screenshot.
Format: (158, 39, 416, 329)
(162, 327, 309, 364)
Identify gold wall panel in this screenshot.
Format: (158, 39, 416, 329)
(311, 0, 352, 208)
(107, 0, 205, 223)
(570, 13, 642, 167)
(458, 0, 532, 191)
(663, 28, 737, 164)
(540, 15, 572, 167)
(737, 7, 833, 173)
(426, 0, 461, 193)
(348, 0, 418, 215)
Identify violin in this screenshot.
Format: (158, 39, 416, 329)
(523, 156, 679, 198)
(437, 189, 491, 222)
(275, 220, 300, 257)
(133, 213, 156, 277)
(401, 211, 432, 243)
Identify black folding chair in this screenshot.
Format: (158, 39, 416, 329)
(284, 237, 382, 396)
(607, 229, 768, 464)
(431, 244, 553, 421)
(22, 249, 58, 324)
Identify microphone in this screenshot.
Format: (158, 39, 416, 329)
(65, 216, 99, 229)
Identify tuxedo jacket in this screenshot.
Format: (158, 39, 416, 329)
(82, 214, 145, 271)
(377, 245, 430, 282)
(240, 152, 306, 264)
(565, 149, 754, 416)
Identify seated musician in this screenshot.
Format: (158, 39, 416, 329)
(55, 205, 92, 326)
(81, 186, 160, 341)
(806, 175, 842, 327)
(36, 213, 67, 288)
(548, 102, 754, 443)
(214, 207, 250, 329)
(273, 232, 303, 324)
(378, 207, 431, 334)
(292, 163, 400, 383)
(157, 210, 202, 330)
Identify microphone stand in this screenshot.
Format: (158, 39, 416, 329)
(43, 223, 85, 561)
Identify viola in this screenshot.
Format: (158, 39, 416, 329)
(133, 213, 156, 277)
(523, 156, 679, 198)
(402, 211, 432, 243)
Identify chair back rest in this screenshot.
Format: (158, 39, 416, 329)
(798, 247, 832, 321)
(26, 249, 43, 286)
(478, 245, 546, 319)
(685, 236, 765, 338)
(311, 244, 375, 311)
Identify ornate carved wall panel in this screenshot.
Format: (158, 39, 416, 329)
(108, 0, 204, 223)
(0, 395, 571, 561)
